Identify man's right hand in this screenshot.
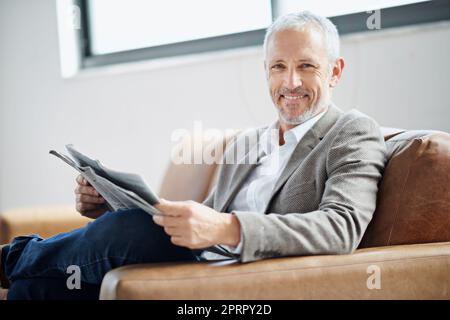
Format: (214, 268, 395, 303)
(75, 174, 108, 219)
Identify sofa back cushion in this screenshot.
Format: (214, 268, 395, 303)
(158, 131, 237, 202)
(359, 130, 450, 248)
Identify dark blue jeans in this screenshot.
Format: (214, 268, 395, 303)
(1, 208, 203, 300)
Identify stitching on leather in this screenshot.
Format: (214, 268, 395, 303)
(117, 254, 450, 282)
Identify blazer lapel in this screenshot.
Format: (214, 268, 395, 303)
(219, 128, 266, 212)
(263, 104, 343, 213)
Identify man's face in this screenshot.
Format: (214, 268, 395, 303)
(265, 27, 338, 128)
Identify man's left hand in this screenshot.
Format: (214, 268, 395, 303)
(153, 199, 240, 249)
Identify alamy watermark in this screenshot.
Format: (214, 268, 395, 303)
(68, 4, 81, 30)
(170, 121, 282, 175)
(66, 265, 81, 290)
(366, 264, 381, 290)
(366, 9, 381, 30)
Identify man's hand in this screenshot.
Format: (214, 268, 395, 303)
(74, 174, 108, 219)
(153, 199, 241, 250)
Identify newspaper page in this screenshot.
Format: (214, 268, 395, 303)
(49, 144, 161, 216)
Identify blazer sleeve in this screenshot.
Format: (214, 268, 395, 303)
(233, 116, 387, 263)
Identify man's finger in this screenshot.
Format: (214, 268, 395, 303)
(152, 214, 181, 227)
(152, 214, 163, 226)
(162, 226, 183, 237)
(170, 236, 184, 247)
(75, 185, 100, 196)
(154, 198, 169, 210)
(77, 202, 102, 212)
(155, 199, 186, 217)
(76, 194, 105, 204)
(76, 175, 89, 186)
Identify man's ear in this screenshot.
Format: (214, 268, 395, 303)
(329, 57, 345, 88)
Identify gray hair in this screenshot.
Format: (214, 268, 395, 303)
(263, 11, 340, 64)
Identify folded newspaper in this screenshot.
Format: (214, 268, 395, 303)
(50, 144, 162, 216)
(49, 144, 237, 259)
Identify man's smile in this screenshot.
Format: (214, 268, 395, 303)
(281, 94, 309, 100)
(279, 93, 310, 107)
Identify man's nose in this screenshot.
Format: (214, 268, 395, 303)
(284, 69, 302, 89)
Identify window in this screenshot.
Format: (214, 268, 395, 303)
(79, 0, 273, 67)
(86, 0, 272, 55)
(77, 0, 450, 68)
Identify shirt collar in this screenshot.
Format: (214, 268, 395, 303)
(260, 109, 327, 155)
(285, 109, 326, 143)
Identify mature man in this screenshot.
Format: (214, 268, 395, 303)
(0, 11, 386, 299)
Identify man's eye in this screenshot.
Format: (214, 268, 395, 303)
(301, 63, 314, 69)
(271, 64, 284, 70)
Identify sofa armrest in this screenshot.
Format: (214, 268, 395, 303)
(100, 242, 450, 300)
(0, 206, 91, 244)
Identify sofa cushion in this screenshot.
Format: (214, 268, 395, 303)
(100, 242, 450, 299)
(0, 206, 90, 244)
(359, 130, 450, 248)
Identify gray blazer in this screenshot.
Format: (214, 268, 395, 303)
(203, 104, 387, 263)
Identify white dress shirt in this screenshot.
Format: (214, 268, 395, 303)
(202, 110, 326, 260)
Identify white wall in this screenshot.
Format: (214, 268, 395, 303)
(1, 0, 449, 211)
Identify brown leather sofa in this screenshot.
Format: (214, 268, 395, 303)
(1, 127, 449, 299)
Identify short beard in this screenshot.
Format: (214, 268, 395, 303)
(277, 97, 329, 126)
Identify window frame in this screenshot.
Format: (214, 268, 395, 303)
(77, 0, 450, 69)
